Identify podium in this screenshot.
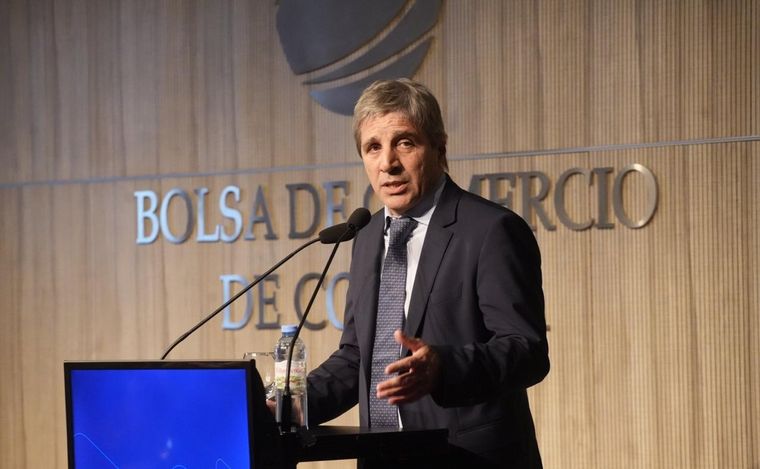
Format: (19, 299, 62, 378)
(281, 425, 449, 468)
(64, 360, 448, 468)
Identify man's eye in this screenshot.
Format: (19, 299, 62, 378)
(398, 140, 414, 148)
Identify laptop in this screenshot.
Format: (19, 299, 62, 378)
(64, 360, 275, 468)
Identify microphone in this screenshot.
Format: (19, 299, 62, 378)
(278, 208, 370, 432)
(160, 207, 372, 360)
(346, 205, 372, 232)
(319, 206, 371, 243)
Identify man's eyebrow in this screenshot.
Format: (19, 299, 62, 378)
(392, 130, 420, 140)
(361, 129, 421, 146)
(362, 136, 379, 145)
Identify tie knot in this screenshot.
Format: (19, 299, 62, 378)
(387, 217, 417, 247)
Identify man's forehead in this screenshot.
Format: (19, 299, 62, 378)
(359, 112, 421, 139)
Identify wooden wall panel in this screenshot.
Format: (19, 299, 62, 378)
(0, 188, 24, 466)
(453, 143, 760, 469)
(0, 1, 757, 468)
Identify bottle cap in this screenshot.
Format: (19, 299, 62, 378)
(281, 324, 297, 335)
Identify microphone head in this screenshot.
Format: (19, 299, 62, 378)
(318, 208, 372, 244)
(319, 223, 350, 244)
(346, 208, 371, 231)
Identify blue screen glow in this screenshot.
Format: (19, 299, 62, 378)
(69, 368, 251, 469)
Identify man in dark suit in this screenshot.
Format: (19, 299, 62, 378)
(307, 79, 549, 468)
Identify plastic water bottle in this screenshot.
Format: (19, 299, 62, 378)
(274, 324, 308, 428)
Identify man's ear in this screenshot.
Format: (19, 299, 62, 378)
(438, 148, 448, 171)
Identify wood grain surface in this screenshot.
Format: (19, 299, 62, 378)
(0, 1, 757, 468)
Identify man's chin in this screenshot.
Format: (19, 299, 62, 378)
(383, 197, 416, 216)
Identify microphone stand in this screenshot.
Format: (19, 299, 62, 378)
(160, 237, 321, 360)
(279, 227, 352, 433)
(159, 208, 368, 360)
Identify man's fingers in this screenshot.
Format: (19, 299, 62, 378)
(385, 355, 413, 375)
(376, 371, 421, 400)
(394, 330, 423, 351)
(378, 376, 426, 404)
(376, 333, 440, 405)
(387, 331, 428, 374)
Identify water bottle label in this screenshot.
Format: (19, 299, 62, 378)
(275, 360, 306, 393)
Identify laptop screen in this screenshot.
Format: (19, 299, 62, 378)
(64, 361, 257, 469)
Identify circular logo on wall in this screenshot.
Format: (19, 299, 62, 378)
(276, 0, 443, 115)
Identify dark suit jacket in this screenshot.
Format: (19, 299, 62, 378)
(308, 176, 549, 468)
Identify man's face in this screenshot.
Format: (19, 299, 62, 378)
(359, 111, 444, 216)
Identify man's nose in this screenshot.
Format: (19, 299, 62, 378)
(378, 148, 399, 173)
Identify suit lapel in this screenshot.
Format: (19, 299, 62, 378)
(352, 211, 385, 384)
(402, 177, 461, 355)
